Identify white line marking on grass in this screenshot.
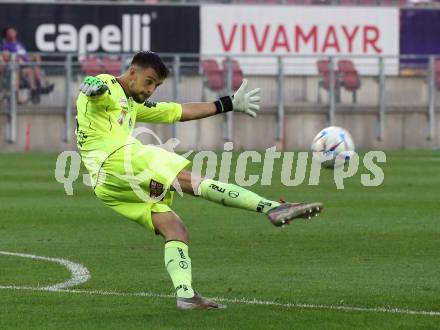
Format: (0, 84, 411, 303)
(1, 251, 439, 317)
(0, 251, 90, 290)
(1, 285, 439, 317)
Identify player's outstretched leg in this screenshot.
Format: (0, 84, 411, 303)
(175, 170, 323, 227)
(152, 211, 226, 310)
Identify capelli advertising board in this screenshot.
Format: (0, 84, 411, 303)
(0, 3, 199, 55)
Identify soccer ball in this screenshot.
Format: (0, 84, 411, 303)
(311, 126, 355, 168)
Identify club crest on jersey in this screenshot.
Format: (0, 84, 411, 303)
(119, 98, 129, 112)
(117, 110, 127, 125)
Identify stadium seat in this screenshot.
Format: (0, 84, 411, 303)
(222, 59, 244, 91)
(101, 57, 122, 76)
(201, 59, 224, 92)
(358, 0, 377, 5)
(317, 59, 340, 103)
(237, 0, 280, 3)
(284, 0, 314, 4)
(310, 0, 332, 4)
(381, 0, 408, 5)
(435, 58, 440, 90)
(317, 59, 332, 90)
(339, 0, 358, 4)
(80, 57, 102, 76)
(337, 59, 361, 103)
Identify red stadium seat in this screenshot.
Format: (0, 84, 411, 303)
(435, 58, 440, 90)
(201, 59, 224, 92)
(237, 0, 280, 3)
(311, 0, 332, 4)
(358, 0, 377, 5)
(317, 59, 338, 90)
(338, 59, 357, 73)
(317, 59, 341, 103)
(80, 57, 102, 76)
(383, 0, 408, 5)
(284, 0, 314, 4)
(222, 59, 244, 91)
(102, 57, 122, 76)
(339, 0, 358, 5)
(338, 59, 361, 103)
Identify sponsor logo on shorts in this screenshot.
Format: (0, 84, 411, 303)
(150, 179, 165, 201)
(179, 261, 188, 269)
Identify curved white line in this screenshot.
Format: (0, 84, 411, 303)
(0, 251, 90, 290)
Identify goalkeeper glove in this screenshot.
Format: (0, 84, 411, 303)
(79, 76, 109, 96)
(214, 79, 261, 118)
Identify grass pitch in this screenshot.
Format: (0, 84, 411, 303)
(0, 151, 439, 329)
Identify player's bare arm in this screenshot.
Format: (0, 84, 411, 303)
(179, 102, 217, 121)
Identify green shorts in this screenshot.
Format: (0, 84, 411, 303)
(94, 142, 190, 231)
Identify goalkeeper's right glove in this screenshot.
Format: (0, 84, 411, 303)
(214, 79, 261, 118)
(231, 79, 261, 118)
(79, 76, 109, 96)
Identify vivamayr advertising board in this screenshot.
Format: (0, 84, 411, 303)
(201, 5, 399, 75)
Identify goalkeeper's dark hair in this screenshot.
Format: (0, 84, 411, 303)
(130, 51, 169, 79)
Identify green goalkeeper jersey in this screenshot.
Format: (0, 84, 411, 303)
(75, 74, 182, 185)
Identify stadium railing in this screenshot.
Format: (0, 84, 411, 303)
(0, 52, 438, 146)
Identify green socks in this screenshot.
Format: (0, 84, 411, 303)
(164, 241, 194, 298)
(198, 179, 280, 214)
(164, 181, 279, 298)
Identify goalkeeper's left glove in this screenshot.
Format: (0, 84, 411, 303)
(214, 79, 261, 118)
(79, 76, 109, 97)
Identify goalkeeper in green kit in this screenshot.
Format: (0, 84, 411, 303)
(76, 51, 323, 310)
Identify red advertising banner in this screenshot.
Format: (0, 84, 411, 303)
(201, 5, 399, 75)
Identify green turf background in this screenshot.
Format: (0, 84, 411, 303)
(0, 151, 439, 329)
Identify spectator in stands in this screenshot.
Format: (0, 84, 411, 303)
(1, 26, 54, 104)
